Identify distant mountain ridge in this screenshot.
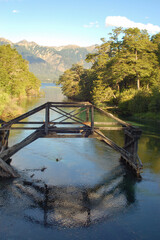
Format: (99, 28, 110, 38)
(0, 38, 95, 82)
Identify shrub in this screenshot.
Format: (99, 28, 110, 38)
(118, 89, 151, 115)
(118, 89, 137, 115)
(148, 87, 160, 112)
(129, 89, 151, 113)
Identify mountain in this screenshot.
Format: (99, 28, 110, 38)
(0, 38, 95, 82)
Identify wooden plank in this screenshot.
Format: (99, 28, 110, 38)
(98, 127, 124, 130)
(9, 122, 82, 125)
(50, 122, 82, 125)
(50, 129, 81, 133)
(50, 104, 92, 108)
(49, 126, 90, 131)
(94, 122, 120, 125)
(48, 101, 92, 105)
(48, 126, 90, 134)
(2, 127, 41, 130)
(44, 134, 86, 138)
(14, 121, 45, 124)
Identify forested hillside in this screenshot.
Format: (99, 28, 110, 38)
(0, 38, 94, 82)
(0, 44, 40, 118)
(58, 28, 160, 118)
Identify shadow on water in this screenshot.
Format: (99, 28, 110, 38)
(0, 166, 138, 229)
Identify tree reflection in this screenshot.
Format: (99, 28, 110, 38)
(138, 135, 160, 174)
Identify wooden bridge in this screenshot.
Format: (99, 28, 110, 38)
(0, 102, 143, 178)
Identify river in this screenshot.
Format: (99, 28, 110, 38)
(0, 83, 160, 240)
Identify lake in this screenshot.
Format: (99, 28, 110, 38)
(0, 83, 159, 240)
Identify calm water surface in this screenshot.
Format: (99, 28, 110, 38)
(0, 83, 160, 240)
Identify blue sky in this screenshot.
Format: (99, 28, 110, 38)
(0, 0, 160, 46)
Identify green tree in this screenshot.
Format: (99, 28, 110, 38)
(58, 64, 84, 98)
(121, 28, 158, 89)
(0, 45, 40, 97)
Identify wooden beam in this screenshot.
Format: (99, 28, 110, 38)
(48, 101, 92, 105)
(0, 158, 19, 178)
(94, 130, 131, 158)
(94, 122, 120, 125)
(0, 103, 46, 129)
(86, 107, 89, 122)
(91, 105, 94, 133)
(0, 127, 45, 162)
(97, 127, 124, 130)
(44, 134, 87, 138)
(50, 107, 88, 126)
(45, 103, 49, 134)
(50, 104, 92, 108)
(58, 108, 87, 123)
(49, 127, 90, 134)
(15, 121, 45, 124)
(3, 127, 42, 130)
(94, 106, 131, 127)
(11, 121, 90, 125)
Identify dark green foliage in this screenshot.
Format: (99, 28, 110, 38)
(0, 44, 40, 98)
(148, 87, 160, 112)
(129, 90, 151, 113)
(118, 89, 160, 115)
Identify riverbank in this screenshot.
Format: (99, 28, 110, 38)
(0, 92, 41, 121)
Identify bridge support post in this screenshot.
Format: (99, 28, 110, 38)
(45, 103, 50, 135)
(86, 107, 89, 122)
(0, 125, 12, 164)
(122, 127, 142, 175)
(91, 106, 94, 133)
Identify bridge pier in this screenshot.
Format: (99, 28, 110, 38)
(121, 127, 142, 176)
(0, 123, 19, 177)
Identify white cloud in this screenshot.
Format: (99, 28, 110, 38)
(105, 16, 160, 34)
(83, 21, 99, 28)
(12, 10, 19, 13)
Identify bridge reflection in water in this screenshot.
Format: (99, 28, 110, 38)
(10, 166, 137, 228)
